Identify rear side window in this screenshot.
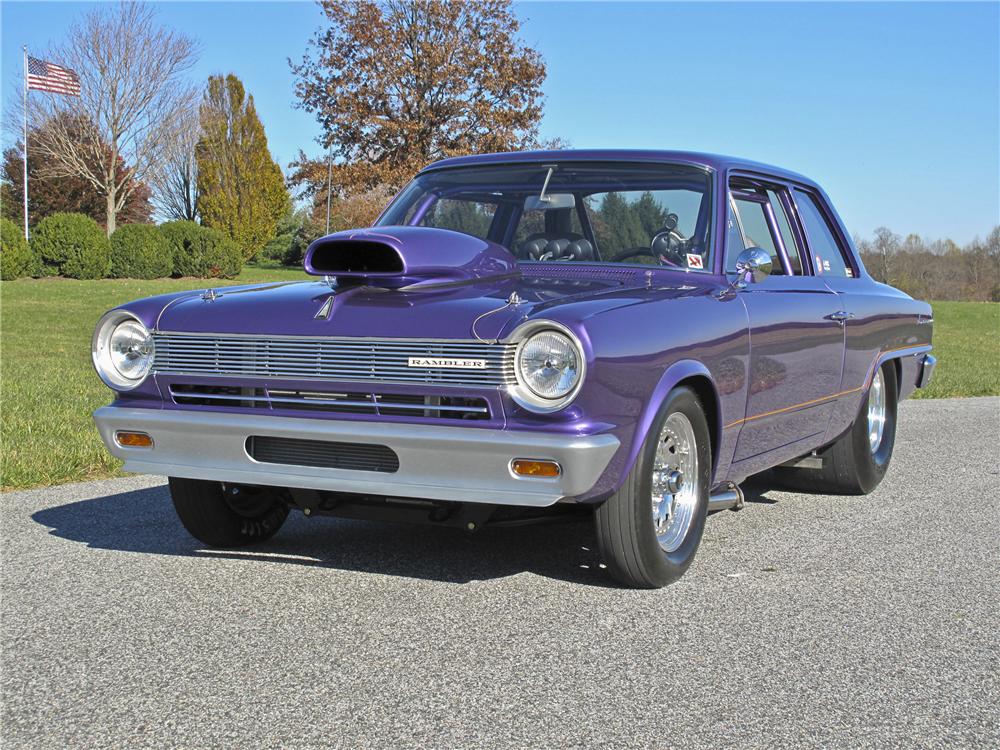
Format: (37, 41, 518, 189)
(768, 190, 803, 274)
(794, 190, 853, 277)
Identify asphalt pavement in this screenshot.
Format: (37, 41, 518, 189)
(2, 397, 998, 749)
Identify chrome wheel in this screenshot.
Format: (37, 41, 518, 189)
(650, 412, 699, 553)
(867, 368, 887, 453)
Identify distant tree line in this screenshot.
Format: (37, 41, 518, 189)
(854, 226, 1000, 302)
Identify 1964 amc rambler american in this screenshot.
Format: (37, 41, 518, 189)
(92, 150, 935, 588)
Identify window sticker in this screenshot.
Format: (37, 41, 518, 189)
(686, 253, 703, 269)
(846, 268, 853, 277)
(823, 259, 831, 272)
(815, 254, 823, 273)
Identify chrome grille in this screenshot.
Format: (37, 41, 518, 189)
(152, 334, 516, 387)
(169, 384, 491, 420)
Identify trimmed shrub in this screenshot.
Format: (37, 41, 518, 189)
(30, 212, 110, 279)
(110, 224, 172, 279)
(1, 218, 36, 280)
(159, 220, 202, 275)
(198, 227, 243, 278)
(160, 220, 242, 278)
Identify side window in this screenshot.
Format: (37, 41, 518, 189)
(725, 199, 745, 271)
(767, 189, 803, 274)
(732, 197, 786, 275)
(419, 198, 496, 240)
(793, 190, 853, 277)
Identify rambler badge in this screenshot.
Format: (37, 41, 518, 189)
(407, 357, 487, 369)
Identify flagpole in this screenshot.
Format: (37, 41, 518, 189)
(325, 148, 333, 235)
(22, 46, 29, 241)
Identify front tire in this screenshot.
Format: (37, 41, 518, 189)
(168, 478, 289, 547)
(595, 387, 711, 589)
(775, 361, 898, 495)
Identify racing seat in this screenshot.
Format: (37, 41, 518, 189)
(518, 233, 596, 262)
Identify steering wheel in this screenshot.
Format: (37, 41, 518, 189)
(610, 215, 692, 266)
(610, 246, 670, 263)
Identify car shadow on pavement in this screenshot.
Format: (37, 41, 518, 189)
(740, 479, 780, 505)
(31, 484, 623, 588)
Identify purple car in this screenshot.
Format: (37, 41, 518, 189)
(92, 151, 935, 588)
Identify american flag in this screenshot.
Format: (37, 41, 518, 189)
(27, 56, 81, 96)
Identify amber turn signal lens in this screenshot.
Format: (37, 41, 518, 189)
(115, 431, 153, 448)
(511, 459, 561, 478)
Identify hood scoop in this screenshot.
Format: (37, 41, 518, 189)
(304, 226, 519, 290)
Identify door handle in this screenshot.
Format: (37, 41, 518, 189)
(825, 310, 854, 325)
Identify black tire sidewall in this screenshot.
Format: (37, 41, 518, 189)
(851, 362, 899, 492)
(630, 387, 712, 583)
(169, 477, 288, 548)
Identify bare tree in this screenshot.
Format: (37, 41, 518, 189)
(871, 226, 900, 284)
(150, 103, 200, 221)
(28, 2, 198, 235)
(987, 226, 1000, 283)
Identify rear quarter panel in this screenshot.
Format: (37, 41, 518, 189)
(823, 276, 933, 442)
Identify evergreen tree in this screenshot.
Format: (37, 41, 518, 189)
(595, 192, 648, 256)
(261, 209, 305, 263)
(422, 200, 494, 238)
(197, 74, 289, 260)
(634, 191, 669, 238)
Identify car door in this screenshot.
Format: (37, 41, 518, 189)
(789, 186, 895, 444)
(727, 178, 846, 469)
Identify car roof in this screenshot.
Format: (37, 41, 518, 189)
(422, 149, 821, 189)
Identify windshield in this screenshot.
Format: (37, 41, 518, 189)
(376, 161, 714, 272)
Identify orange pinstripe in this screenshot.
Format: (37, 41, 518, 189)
(722, 343, 930, 430)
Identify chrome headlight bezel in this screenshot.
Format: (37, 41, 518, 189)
(509, 320, 586, 413)
(92, 310, 155, 391)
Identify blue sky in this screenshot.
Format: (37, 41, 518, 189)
(2, 1, 997, 244)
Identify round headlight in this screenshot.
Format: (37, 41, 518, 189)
(512, 323, 585, 412)
(92, 311, 155, 390)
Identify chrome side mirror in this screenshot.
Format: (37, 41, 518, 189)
(734, 247, 772, 287)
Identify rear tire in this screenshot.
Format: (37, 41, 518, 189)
(168, 478, 288, 547)
(774, 361, 898, 495)
(595, 387, 711, 589)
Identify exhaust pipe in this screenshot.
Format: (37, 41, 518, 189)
(708, 484, 744, 512)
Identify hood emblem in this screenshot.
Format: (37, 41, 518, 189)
(314, 295, 335, 320)
(408, 357, 487, 370)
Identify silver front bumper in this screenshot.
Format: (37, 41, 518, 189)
(93, 407, 619, 507)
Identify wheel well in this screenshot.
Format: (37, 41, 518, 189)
(890, 357, 902, 387)
(873, 356, 902, 394)
(675, 375, 719, 473)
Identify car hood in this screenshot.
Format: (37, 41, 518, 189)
(148, 271, 717, 340)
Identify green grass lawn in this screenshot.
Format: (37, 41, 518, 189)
(913, 301, 1000, 399)
(1, 275, 997, 490)
(1, 266, 307, 491)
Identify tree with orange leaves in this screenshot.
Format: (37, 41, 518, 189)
(290, 0, 548, 202)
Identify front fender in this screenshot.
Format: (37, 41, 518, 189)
(618, 359, 721, 491)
